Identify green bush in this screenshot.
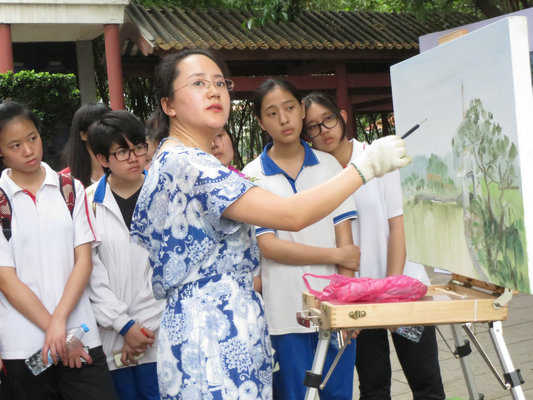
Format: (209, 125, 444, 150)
(0, 70, 80, 169)
(0, 70, 80, 142)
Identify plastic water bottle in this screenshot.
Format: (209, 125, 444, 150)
(395, 326, 425, 342)
(25, 323, 89, 375)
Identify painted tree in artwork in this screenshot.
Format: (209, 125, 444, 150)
(452, 98, 528, 291)
(426, 154, 457, 194)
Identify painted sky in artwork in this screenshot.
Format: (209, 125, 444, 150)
(393, 20, 518, 159)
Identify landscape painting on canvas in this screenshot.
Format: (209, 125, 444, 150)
(391, 17, 533, 294)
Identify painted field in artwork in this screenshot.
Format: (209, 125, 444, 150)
(391, 17, 533, 293)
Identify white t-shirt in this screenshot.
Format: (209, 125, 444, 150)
(349, 139, 429, 282)
(242, 141, 357, 335)
(0, 163, 101, 359)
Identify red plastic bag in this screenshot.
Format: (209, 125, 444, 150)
(302, 273, 428, 303)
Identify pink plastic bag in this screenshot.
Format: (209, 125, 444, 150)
(302, 273, 428, 303)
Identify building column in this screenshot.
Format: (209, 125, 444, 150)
(0, 24, 14, 73)
(335, 62, 354, 138)
(76, 41, 98, 105)
(103, 24, 125, 110)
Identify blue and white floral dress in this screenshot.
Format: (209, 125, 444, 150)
(130, 142, 273, 400)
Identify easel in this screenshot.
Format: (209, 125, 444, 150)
(298, 274, 526, 400)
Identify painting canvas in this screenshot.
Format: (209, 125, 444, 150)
(390, 16, 533, 294)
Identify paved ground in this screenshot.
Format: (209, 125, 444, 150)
(383, 270, 533, 400)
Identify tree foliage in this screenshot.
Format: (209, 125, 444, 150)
(228, 100, 266, 169)
(135, 0, 532, 20)
(453, 98, 527, 290)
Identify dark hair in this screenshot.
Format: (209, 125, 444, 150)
(252, 78, 302, 119)
(0, 101, 42, 170)
(0, 100, 41, 138)
(152, 49, 230, 144)
(87, 110, 146, 160)
(302, 92, 347, 140)
(61, 103, 111, 186)
(145, 110, 160, 145)
(222, 124, 234, 146)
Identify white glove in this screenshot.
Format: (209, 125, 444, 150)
(350, 135, 411, 183)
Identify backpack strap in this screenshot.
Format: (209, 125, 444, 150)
(57, 173, 76, 216)
(0, 187, 12, 241)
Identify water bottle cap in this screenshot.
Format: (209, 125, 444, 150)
(81, 323, 89, 333)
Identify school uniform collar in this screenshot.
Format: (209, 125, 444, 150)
(0, 162, 57, 197)
(93, 170, 147, 204)
(259, 139, 319, 176)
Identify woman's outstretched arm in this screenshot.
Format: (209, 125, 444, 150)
(224, 135, 410, 231)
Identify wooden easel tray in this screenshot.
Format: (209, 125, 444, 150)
(302, 283, 508, 330)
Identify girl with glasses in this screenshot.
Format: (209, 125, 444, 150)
(242, 79, 359, 400)
(129, 49, 410, 399)
(86, 110, 164, 400)
(303, 92, 445, 400)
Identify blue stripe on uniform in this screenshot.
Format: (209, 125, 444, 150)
(333, 210, 357, 225)
(256, 227, 275, 236)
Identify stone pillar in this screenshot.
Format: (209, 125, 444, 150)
(103, 24, 125, 110)
(75, 40, 98, 105)
(0, 24, 14, 73)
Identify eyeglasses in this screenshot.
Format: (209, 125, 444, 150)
(174, 78, 234, 93)
(305, 114, 340, 138)
(110, 143, 148, 162)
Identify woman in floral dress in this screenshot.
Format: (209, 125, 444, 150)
(130, 49, 410, 400)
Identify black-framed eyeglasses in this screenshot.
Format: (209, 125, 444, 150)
(305, 114, 340, 138)
(110, 143, 148, 162)
(174, 78, 234, 93)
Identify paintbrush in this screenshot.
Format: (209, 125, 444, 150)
(401, 118, 427, 139)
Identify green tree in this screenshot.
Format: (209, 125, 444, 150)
(426, 153, 454, 193)
(227, 100, 267, 169)
(403, 172, 425, 194)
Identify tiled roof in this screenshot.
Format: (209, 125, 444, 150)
(124, 3, 479, 56)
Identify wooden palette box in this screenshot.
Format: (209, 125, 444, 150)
(301, 282, 508, 330)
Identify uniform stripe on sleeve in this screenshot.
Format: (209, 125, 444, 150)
(333, 210, 357, 225)
(256, 227, 275, 237)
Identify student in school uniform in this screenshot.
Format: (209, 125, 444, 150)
(85, 110, 164, 400)
(242, 79, 360, 400)
(303, 92, 445, 400)
(0, 101, 118, 400)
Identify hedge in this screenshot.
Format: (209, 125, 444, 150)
(0, 70, 80, 143)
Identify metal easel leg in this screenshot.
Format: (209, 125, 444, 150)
(304, 328, 331, 400)
(488, 321, 526, 400)
(450, 324, 484, 400)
